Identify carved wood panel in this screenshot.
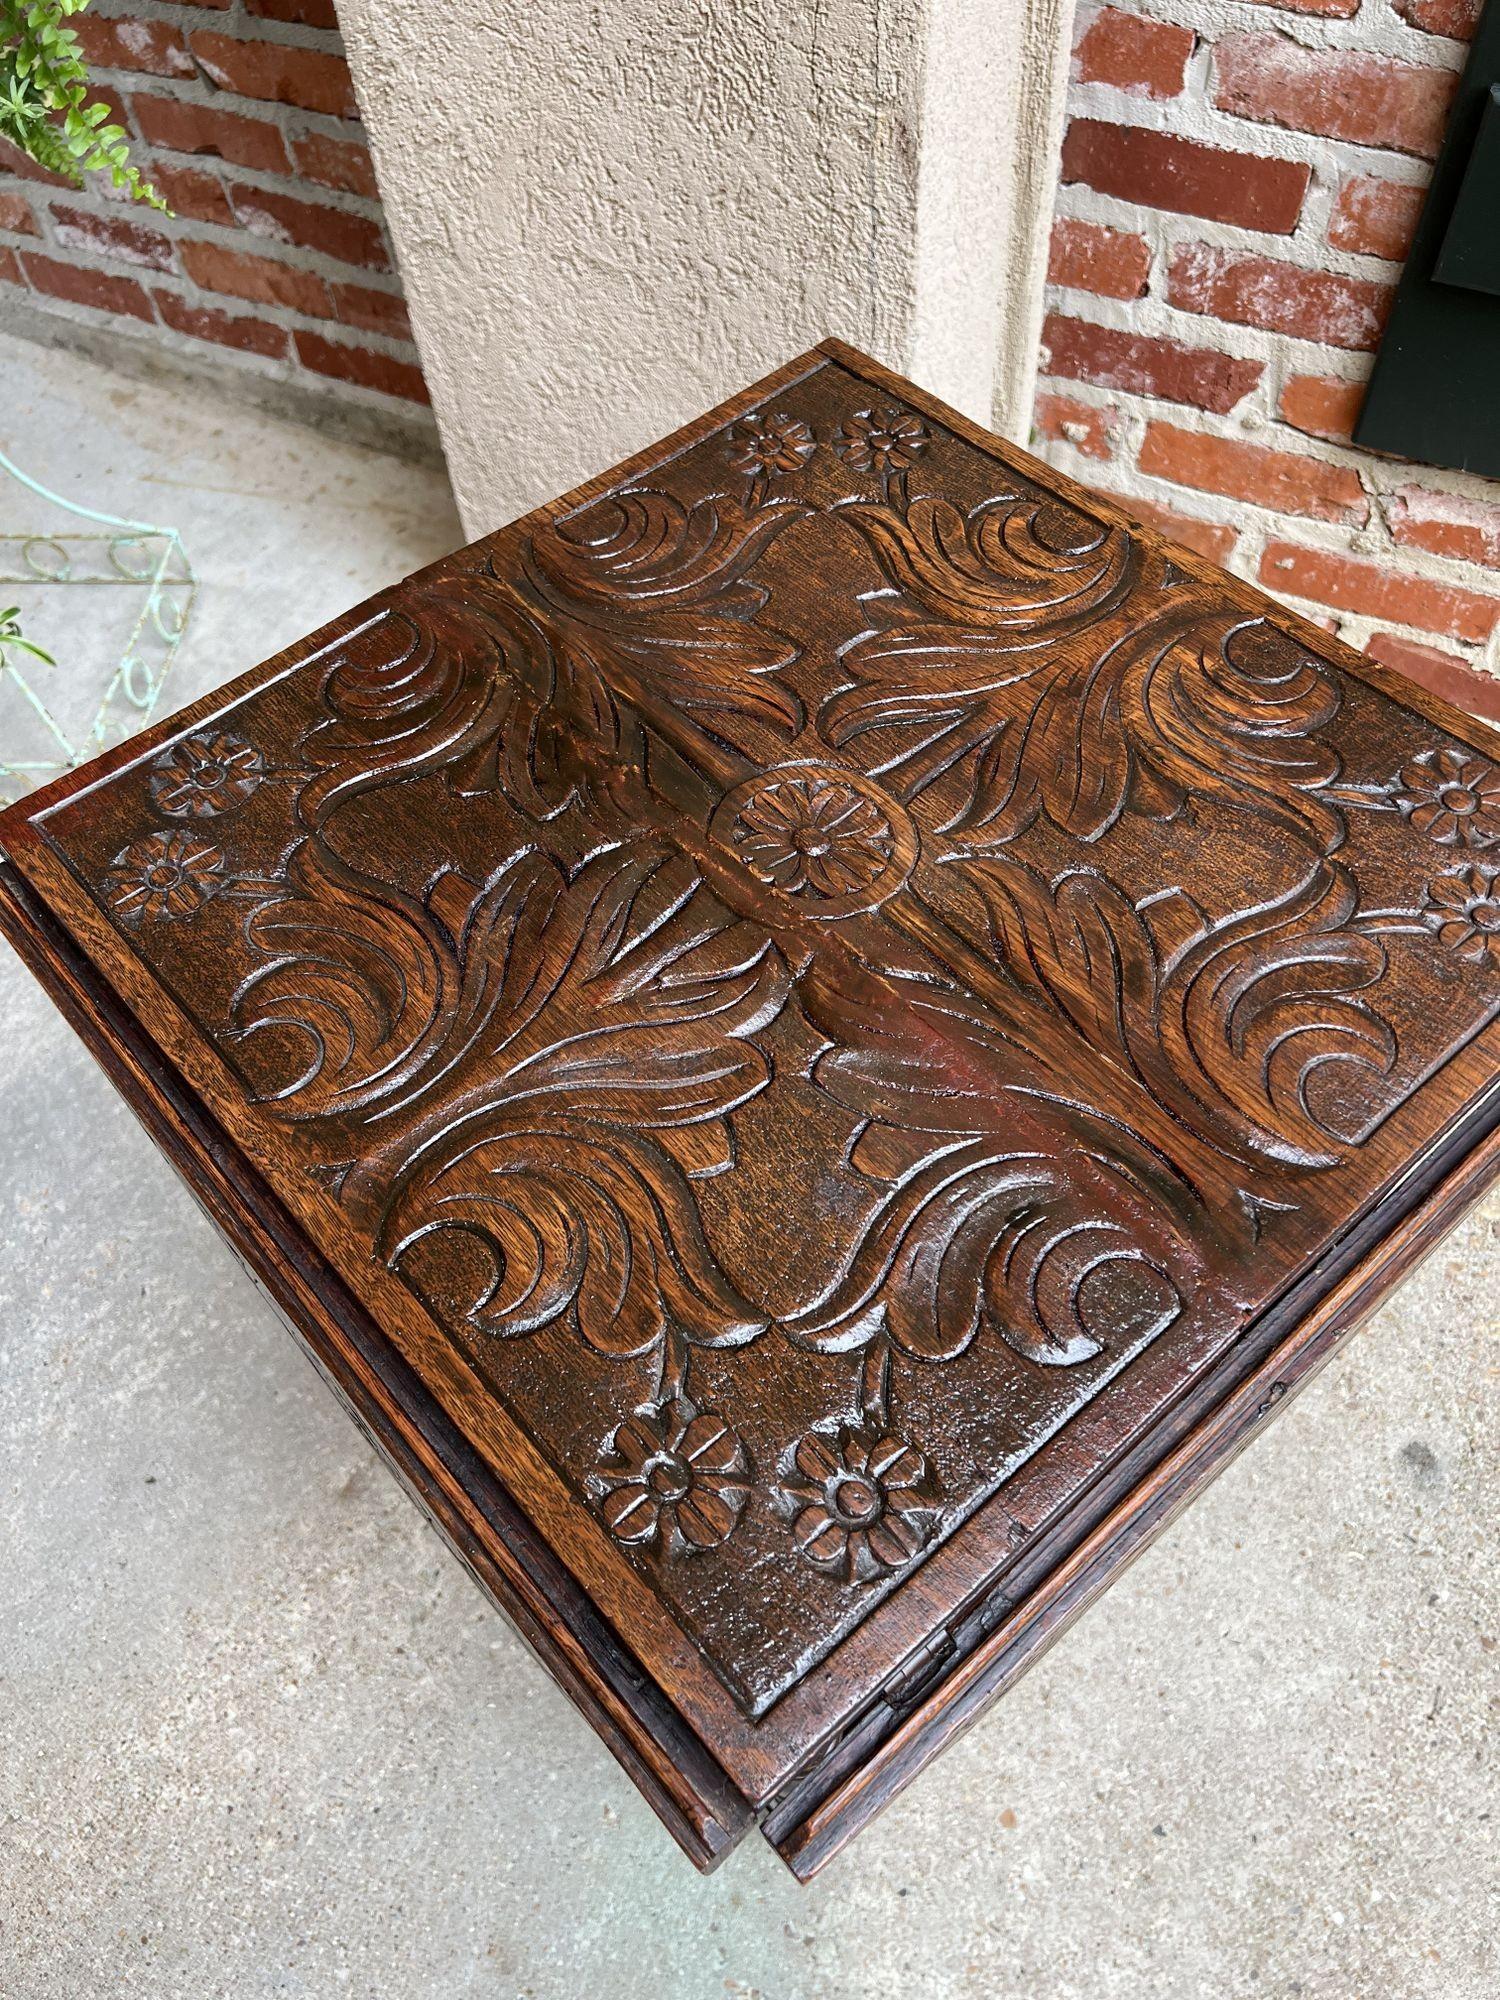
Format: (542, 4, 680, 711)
(23, 352, 1500, 1725)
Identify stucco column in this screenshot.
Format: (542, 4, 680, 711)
(336, 0, 1075, 535)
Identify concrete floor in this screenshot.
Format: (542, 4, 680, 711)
(1, 332, 1497, 2000)
(0, 329, 452, 799)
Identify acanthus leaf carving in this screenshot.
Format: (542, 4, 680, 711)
(302, 574, 625, 829)
(823, 492, 1344, 850)
(300, 841, 789, 1357)
(951, 851, 1398, 1170)
(832, 490, 1136, 635)
(228, 834, 457, 1119)
(781, 953, 1213, 1368)
(226, 827, 791, 1360)
(524, 488, 811, 746)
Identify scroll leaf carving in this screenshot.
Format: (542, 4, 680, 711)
(785, 957, 1205, 1366)
(300, 578, 580, 823)
(228, 831, 790, 1357)
(1127, 615, 1344, 849)
(833, 491, 1136, 634)
(825, 501, 1343, 846)
(959, 853, 1397, 1169)
(380, 1123, 769, 1356)
(229, 836, 454, 1117)
(821, 491, 1136, 813)
(314, 843, 792, 1355)
(525, 489, 810, 742)
(32, 345, 1500, 1763)
(788, 1137, 1186, 1367)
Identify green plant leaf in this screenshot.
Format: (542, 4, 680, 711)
(0, 0, 168, 208)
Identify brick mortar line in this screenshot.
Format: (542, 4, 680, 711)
(1034, 358, 1500, 575)
(1053, 175, 1436, 260)
(1, 281, 430, 415)
(4, 231, 423, 355)
(1077, 0, 1472, 63)
(86, 0, 320, 12)
(83, 72, 374, 144)
(7, 87, 383, 199)
(8, 227, 411, 317)
(155, 282, 421, 357)
(84, 70, 372, 145)
(5, 184, 404, 292)
(1059, 100, 1454, 191)
(1054, 185, 1426, 291)
(1034, 426, 1500, 667)
(1038, 443, 1495, 673)
(1048, 280, 1391, 369)
(154, 206, 410, 284)
(84, 0, 355, 61)
(29, 157, 394, 235)
(1044, 286, 1383, 384)
(1037, 371, 1500, 658)
(1065, 84, 1448, 181)
(3, 229, 422, 348)
(3, 283, 287, 387)
(165, 159, 389, 223)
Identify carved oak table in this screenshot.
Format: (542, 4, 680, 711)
(3, 341, 1497, 1877)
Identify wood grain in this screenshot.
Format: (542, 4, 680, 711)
(2, 340, 1496, 1873)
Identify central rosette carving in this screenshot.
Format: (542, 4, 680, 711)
(711, 763, 917, 916)
(733, 775, 891, 894)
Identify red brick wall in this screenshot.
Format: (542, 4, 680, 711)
(1033, 0, 1500, 721)
(0, 0, 427, 419)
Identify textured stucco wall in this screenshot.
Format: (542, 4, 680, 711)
(336, 0, 1073, 535)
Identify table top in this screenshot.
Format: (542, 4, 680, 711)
(3, 341, 1498, 1875)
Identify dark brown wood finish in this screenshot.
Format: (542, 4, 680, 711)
(3, 340, 1498, 1876)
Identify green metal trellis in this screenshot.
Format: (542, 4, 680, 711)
(0, 445, 195, 806)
